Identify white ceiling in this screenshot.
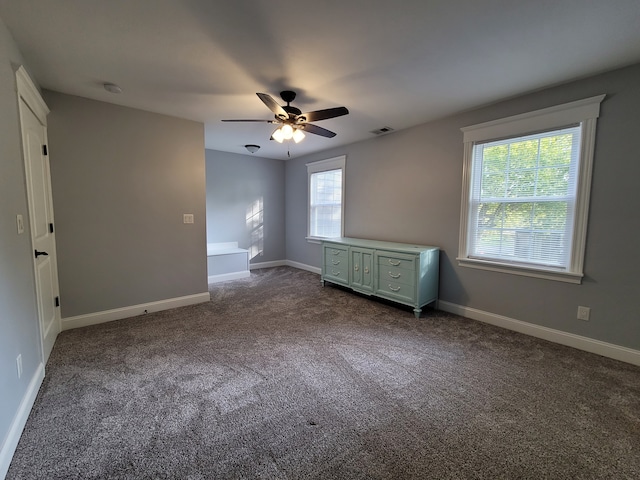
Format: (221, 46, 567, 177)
(2, 0, 640, 160)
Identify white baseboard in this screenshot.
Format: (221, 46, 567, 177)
(0, 362, 45, 479)
(438, 300, 640, 366)
(61, 292, 211, 331)
(249, 260, 287, 270)
(249, 259, 321, 275)
(285, 260, 321, 275)
(208, 271, 250, 284)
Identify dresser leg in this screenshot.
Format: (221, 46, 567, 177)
(321, 279, 325, 287)
(413, 308, 421, 319)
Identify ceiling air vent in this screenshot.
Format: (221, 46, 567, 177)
(370, 126, 394, 135)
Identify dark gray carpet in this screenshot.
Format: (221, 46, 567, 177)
(7, 267, 640, 479)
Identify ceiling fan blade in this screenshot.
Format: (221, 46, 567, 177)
(301, 123, 337, 138)
(256, 93, 288, 119)
(221, 119, 277, 123)
(299, 106, 349, 123)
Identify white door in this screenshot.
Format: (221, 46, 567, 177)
(18, 84, 61, 364)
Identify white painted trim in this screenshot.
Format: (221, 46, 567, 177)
(0, 362, 45, 479)
(571, 116, 598, 276)
(307, 155, 346, 239)
(250, 260, 287, 269)
(208, 271, 250, 283)
(305, 155, 346, 171)
(247, 260, 321, 275)
(61, 292, 210, 331)
(461, 94, 605, 143)
(15, 66, 49, 125)
(285, 260, 321, 275)
(456, 257, 583, 284)
(457, 95, 605, 283)
(458, 140, 473, 263)
(438, 300, 640, 366)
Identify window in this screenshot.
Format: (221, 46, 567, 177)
(307, 155, 345, 241)
(458, 95, 605, 283)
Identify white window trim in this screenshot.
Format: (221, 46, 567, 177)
(457, 95, 605, 284)
(306, 155, 346, 243)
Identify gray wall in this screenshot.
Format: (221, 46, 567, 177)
(44, 92, 208, 318)
(0, 15, 42, 470)
(286, 63, 640, 351)
(205, 149, 285, 264)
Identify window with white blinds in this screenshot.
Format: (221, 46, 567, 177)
(469, 127, 581, 268)
(458, 95, 604, 283)
(307, 156, 345, 240)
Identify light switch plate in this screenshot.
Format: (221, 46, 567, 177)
(183, 214, 194, 224)
(16, 214, 24, 234)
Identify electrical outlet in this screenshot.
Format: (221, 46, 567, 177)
(16, 354, 22, 379)
(577, 306, 590, 321)
(183, 214, 194, 224)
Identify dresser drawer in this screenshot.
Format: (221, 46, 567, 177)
(378, 265, 415, 287)
(377, 253, 415, 270)
(323, 264, 349, 285)
(324, 245, 348, 263)
(325, 255, 346, 268)
(376, 280, 415, 303)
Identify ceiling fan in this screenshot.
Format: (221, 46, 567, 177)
(222, 90, 349, 143)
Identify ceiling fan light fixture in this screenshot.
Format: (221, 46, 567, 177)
(281, 124, 294, 140)
(272, 128, 285, 143)
(224, 91, 348, 143)
(292, 128, 305, 143)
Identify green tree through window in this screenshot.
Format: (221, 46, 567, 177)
(459, 95, 604, 283)
(469, 127, 580, 267)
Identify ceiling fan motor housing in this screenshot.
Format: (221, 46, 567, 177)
(279, 91, 301, 120)
(280, 90, 297, 103)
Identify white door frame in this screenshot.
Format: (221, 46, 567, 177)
(16, 65, 61, 363)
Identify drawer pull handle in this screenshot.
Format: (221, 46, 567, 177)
(364, 267, 369, 274)
(332, 259, 341, 265)
(388, 259, 401, 266)
(332, 250, 341, 255)
(388, 284, 401, 292)
(332, 269, 341, 276)
(388, 271, 401, 279)
(354, 264, 359, 271)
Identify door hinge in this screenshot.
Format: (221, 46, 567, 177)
(42, 145, 48, 155)
(49, 223, 54, 233)
(55, 296, 60, 307)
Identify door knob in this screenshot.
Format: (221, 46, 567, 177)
(34, 250, 49, 258)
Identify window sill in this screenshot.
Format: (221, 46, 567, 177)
(456, 257, 583, 284)
(305, 236, 323, 244)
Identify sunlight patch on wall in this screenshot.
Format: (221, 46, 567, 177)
(246, 198, 264, 260)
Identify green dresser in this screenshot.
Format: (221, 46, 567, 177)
(321, 237, 439, 318)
